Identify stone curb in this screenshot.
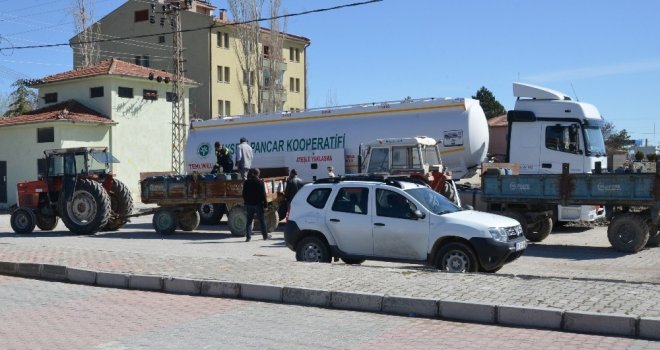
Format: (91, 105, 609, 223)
(1, 262, 657, 341)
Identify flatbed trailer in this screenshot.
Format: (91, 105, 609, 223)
(481, 163, 659, 253)
(140, 173, 286, 235)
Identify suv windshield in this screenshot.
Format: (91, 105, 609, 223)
(405, 187, 461, 215)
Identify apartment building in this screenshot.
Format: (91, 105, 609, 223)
(70, 0, 310, 119)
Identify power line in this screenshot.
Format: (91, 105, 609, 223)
(0, 0, 383, 52)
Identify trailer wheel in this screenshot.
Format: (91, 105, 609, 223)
(645, 222, 659, 247)
(58, 179, 111, 235)
(526, 217, 553, 242)
(178, 210, 200, 232)
(104, 179, 134, 231)
(607, 213, 650, 253)
(199, 203, 226, 225)
(153, 209, 177, 235)
(10, 208, 36, 234)
(36, 214, 59, 231)
(227, 206, 250, 237)
(256, 210, 279, 234)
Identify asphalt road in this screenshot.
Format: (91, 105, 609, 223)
(1, 275, 657, 350)
(1, 214, 658, 283)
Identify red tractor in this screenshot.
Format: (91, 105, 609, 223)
(10, 147, 133, 235)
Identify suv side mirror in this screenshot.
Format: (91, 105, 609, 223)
(462, 204, 474, 210)
(413, 210, 425, 219)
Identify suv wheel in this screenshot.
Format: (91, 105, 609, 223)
(435, 242, 478, 273)
(296, 237, 331, 263)
(340, 257, 365, 265)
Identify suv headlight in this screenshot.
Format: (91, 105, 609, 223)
(488, 227, 508, 243)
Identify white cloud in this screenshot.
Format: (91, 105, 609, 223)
(522, 60, 660, 82)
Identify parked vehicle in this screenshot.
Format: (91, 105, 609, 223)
(10, 147, 133, 235)
(284, 176, 526, 273)
(480, 163, 660, 252)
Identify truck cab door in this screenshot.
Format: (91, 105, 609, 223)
(538, 123, 584, 173)
(325, 186, 373, 256)
(508, 122, 541, 173)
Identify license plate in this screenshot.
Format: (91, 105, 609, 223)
(515, 240, 527, 251)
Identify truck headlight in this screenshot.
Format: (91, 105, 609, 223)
(488, 227, 508, 243)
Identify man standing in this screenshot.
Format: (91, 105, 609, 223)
(242, 168, 271, 242)
(284, 169, 304, 209)
(236, 137, 253, 179)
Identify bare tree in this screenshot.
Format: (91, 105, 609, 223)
(228, 0, 264, 115)
(72, 0, 100, 67)
(261, 0, 287, 113)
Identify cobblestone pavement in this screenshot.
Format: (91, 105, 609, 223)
(1, 275, 658, 350)
(1, 214, 659, 320)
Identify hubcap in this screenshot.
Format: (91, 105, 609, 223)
(444, 251, 469, 273)
(16, 213, 29, 229)
(67, 191, 97, 225)
(156, 212, 173, 229)
(617, 227, 635, 245)
(303, 244, 322, 262)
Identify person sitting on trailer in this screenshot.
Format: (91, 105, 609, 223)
(211, 142, 232, 174)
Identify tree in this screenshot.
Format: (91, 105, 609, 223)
(472, 86, 506, 119)
(602, 121, 634, 153)
(261, 0, 287, 113)
(72, 0, 100, 68)
(3, 80, 37, 118)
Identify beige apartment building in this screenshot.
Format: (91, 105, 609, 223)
(70, 0, 310, 119)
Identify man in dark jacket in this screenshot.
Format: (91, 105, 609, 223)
(284, 169, 304, 207)
(242, 168, 271, 242)
(211, 142, 233, 174)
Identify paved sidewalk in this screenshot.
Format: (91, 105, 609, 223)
(1, 243, 659, 340)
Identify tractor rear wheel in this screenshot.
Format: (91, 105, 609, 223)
(104, 179, 134, 231)
(58, 179, 111, 235)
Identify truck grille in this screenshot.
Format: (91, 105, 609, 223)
(505, 225, 524, 240)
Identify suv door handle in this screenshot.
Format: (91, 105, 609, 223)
(329, 219, 340, 222)
(542, 163, 552, 168)
(374, 223, 385, 226)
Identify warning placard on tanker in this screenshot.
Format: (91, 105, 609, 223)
(443, 130, 464, 147)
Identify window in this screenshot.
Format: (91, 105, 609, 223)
(218, 100, 224, 116)
(295, 48, 300, 62)
(134, 55, 150, 67)
(44, 93, 57, 104)
(118, 87, 133, 98)
(243, 70, 254, 85)
(307, 188, 332, 209)
(376, 189, 416, 219)
(158, 35, 165, 44)
(216, 32, 222, 47)
(143, 89, 158, 101)
(166, 92, 177, 102)
(545, 124, 579, 153)
(289, 77, 294, 92)
(289, 47, 294, 61)
(216, 32, 229, 48)
(37, 158, 48, 178)
(263, 45, 270, 58)
(295, 78, 300, 93)
(243, 103, 255, 114)
(332, 187, 368, 214)
(217, 65, 222, 82)
(391, 146, 422, 169)
(37, 127, 54, 143)
(134, 9, 149, 22)
(289, 47, 300, 62)
(225, 100, 231, 116)
(90, 86, 104, 98)
(367, 148, 389, 173)
(224, 67, 230, 83)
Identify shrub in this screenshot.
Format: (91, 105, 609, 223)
(634, 151, 644, 161)
(647, 153, 657, 162)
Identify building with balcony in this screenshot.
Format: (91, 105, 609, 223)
(70, 0, 310, 119)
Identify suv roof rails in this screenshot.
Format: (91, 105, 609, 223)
(313, 173, 428, 188)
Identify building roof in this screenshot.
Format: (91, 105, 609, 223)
(28, 58, 196, 86)
(488, 115, 508, 127)
(0, 100, 114, 128)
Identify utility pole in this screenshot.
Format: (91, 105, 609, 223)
(151, 1, 190, 173)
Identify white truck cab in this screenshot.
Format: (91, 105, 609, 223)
(507, 83, 607, 222)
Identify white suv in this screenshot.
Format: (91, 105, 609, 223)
(284, 176, 526, 273)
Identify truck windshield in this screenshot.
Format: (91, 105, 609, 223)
(405, 187, 460, 215)
(583, 126, 607, 156)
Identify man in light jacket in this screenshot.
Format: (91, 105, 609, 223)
(235, 137, 253, 179)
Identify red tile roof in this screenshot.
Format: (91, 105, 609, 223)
(0, 100, 113, 128)
(31, 58, 196, 86)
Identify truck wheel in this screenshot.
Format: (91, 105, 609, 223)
(36, 214, 59, 231)
(104, 179, 134, 231)
(178, 210, 200, 232)
(607, 213, 650, 253)
(526, 217, 553, 242)
(296, 237, 331, 263)
(227, 206, 249, 237)
(340, 257, 365, 265)
(255, 210, 279, 233)
(153, 209, 177, 235)
(10, 208, 36, 234)
(199, 203, 225, 225)
(58, 179, 111, 235)
(645, 222, 659, 247)
(435, 242, 478, 273)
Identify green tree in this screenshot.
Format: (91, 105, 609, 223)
(602, 121, 634, 153)
(3, 80, 37, 118)
(472, 86, 506, 119)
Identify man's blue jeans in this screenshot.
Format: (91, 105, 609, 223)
(245, 205, 268, 239)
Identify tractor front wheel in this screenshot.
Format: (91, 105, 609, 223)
(11, 208, 36, 234)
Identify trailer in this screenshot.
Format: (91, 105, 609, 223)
(480, 162, 660, 253)
(140, 173, 286, 236)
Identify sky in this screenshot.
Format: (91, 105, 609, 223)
(0, 0, 658, 146)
